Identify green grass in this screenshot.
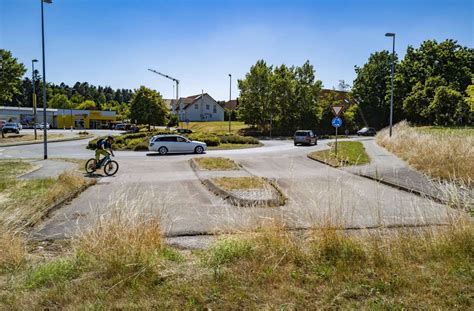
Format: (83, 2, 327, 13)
(416, 126, 474, 137)
(308, 141, 370, 167)
(212, 177, 268, 190)
(187, 121, 248, 135)
(193, 157, 240, 171)
(208, 143, 263, 150)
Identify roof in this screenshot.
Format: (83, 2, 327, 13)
(223, 99, 239, 110)
(172, 93, 221, 110)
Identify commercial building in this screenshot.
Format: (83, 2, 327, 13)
(0, 106, 116, 129)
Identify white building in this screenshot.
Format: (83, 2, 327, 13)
(170, 93, 225, 122)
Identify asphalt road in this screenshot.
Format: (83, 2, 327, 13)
(0, 134, 454, 239)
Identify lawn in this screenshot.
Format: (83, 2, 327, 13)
(186, 121, 249, 135)
(193, 157, 240, 171)
(416, 125, 474, 137)
(308, 141, 370, 167)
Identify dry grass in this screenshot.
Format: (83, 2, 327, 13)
(193, 157, 240, 170)
(377, 121, 474, 184)
(1, 218, 472, 309)
(0, 171, 92, 231)
(0, 133, 64, 144)
(0, 232, 26, 272)
(212, 176, 268, 190)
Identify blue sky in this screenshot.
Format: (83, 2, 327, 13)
(1, 0, 472, 100)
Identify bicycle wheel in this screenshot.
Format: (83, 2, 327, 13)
(85, 158, 97, 173)
(104, 160, 119, 176)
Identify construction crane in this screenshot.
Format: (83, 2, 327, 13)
(147, 68, 179, 100)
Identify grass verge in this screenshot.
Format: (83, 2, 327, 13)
(193, 157, 240, 171)
(0, 160, 95, 232)
(377, 121, 473, 184)
(212, 177, 268, 190)
(208, 142, 263, 150)
(1, 219, 472, 309)
(186, 121, 248, 135)
(308, 141, 370, 167)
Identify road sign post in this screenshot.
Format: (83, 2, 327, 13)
(331, 116, 343, 156)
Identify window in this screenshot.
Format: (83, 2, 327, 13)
(213, 105, 217, 113)
(161, 136, 177, 142)
(177, 136, 188, 142)
(206, 104, 210, 110)
(195, 104, 198, 109)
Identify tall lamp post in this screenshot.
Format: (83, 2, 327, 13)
(32, 59, 38, 140)
(385, 32, 395, 137)
(228, 74, 232, 133)
(41, 0, 52, 159)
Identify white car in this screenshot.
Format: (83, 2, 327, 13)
(149, 135, 207, 155)
(35, 122, 50, 130)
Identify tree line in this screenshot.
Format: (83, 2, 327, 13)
(238, 39, 473, 135)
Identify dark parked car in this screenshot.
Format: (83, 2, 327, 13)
(2, 122, 20, 134)
(294, 130, 317, 146)
(176, 128, 193, 134)
(357, 127, 377, 136)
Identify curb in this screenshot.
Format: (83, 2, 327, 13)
(354, 173, 454, 205)
(189, 158, 286, 207)
(0, 134, 94, 147)
(30, 179, 96, 231)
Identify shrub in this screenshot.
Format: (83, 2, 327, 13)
(126, 138, 145, 149)
(218, 134, 259, 144)
(188, 133, 220, 146)
(87, 138, 99, 150)
(133, 142, 149, 151)
(123, 132, 148, 139)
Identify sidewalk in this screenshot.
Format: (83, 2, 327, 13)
(18, 159, 76, 180)
(342, 139, 474, 206)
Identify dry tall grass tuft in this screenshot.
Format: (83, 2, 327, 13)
(74, 205, 164, 277)
(376, 121, 474, 184)
(0, 171, 92, 231)
(0, 232, 26, 272)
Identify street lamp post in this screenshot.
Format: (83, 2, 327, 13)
(385, 32, 395, 137)
(41, 0, 52, 159)
(228, 74, 232, 133)
(32, 59, 38, 140)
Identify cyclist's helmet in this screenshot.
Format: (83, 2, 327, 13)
(107, 136, 114, 141)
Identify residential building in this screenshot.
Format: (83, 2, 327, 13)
(170, 93, 225, 122)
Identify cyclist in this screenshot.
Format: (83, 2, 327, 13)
(95, 136, 115, 168)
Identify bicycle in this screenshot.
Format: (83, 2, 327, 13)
(85, 154, 119, 176)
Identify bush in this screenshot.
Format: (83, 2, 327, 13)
(123, 132, 148, 139)
(188, 133, 220, 146)
(133, 142, 149, 151)
(126, 138, 144, 149)
(218, 134, 259, 144)
(87, 138, 99, 150)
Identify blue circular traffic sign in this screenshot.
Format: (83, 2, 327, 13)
(332, 117, 342, 128)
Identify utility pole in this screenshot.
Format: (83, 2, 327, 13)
(385, 32, 396, 137)
(148, 68, 180, 126)
(41, 0, 52, 160)
(32, 59, 38, 140)
(228, 74, 232, 133)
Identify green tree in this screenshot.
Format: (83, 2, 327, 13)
(427, 86, 466, 125)
(0, 49, 27, 104)
(352, 51, 399, 129)
(465, 76, 474, 113)
(238, 60, 273, 130)
(398, 39, 474, 124)
(76, 100, 97, 110)
(48, 94, 72, 109)
(129, 86, 168, 129)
